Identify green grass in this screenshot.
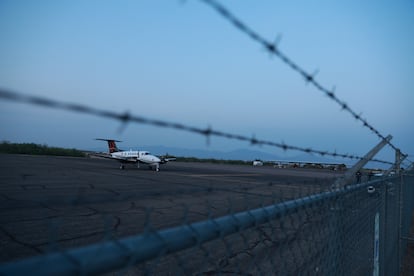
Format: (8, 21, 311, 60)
(0, 142, 86, 157)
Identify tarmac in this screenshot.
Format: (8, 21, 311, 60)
(0, 154, 342, 265)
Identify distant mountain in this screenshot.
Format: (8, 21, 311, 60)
(285, 153, 352, 165)
(138, 146, 276, 160)
(134, 145, 351, 164)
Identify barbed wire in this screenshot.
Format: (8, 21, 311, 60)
(198, 0, 409, 162)
(0, 89, 394, 166)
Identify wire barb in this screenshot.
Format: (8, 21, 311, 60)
(199, 0, 406, 158)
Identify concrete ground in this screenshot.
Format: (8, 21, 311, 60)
(0, 154, 342, 267)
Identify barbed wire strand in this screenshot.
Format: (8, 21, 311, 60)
(198, 0, 409, 162)
(0, 89, 394, 166)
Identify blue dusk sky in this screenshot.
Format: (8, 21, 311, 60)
(0, 0, 413, 164)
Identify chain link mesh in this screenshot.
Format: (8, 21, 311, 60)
(0, 165, 413, 275)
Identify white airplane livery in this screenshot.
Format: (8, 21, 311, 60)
(95, 139, 174, 171)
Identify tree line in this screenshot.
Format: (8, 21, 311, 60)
(0, 141, 85, 157)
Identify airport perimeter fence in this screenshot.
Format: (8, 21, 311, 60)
(1, 0, 414, 275)
(0, 171, 413, 275)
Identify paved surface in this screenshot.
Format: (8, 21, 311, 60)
(0, 154, 343, 264)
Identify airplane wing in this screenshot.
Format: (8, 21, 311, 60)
(159, 154, 177, 164)
(89, 153, 137, 163)
(161, 157, 176, 164)
(112, 156, 138, 162)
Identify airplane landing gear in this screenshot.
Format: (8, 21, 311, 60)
(120, 165, 125, 170)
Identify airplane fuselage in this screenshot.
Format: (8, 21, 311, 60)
(111, 150, 161, 164)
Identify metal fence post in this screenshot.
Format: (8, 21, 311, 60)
(395, 149, 401, 175)
(379, 180, 386, 276)
(384, 149, 406, 177)
(398, 174, 404, 274)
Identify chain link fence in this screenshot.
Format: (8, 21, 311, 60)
(1, 170, 413, 275)
(400, 172, 414, 275)
(0, 1, 412, 274)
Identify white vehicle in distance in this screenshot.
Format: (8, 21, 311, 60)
(253, 160, 263, 166)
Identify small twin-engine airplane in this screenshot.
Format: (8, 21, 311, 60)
(95, 139, 175, 171)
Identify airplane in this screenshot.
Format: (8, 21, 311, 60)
(94, 139, 175, 171)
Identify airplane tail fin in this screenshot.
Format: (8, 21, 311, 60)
(95, 139, 122, 153)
